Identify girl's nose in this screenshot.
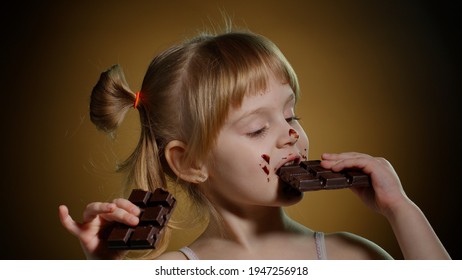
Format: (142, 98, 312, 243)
(277, 127, 299, 148)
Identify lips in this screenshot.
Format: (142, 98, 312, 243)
(275, 154, 301, 175)
(283, 160, 297, 166)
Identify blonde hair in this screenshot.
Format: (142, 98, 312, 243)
(89, 28, 299, 258)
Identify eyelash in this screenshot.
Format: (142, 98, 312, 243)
(247, 126, 268, 138)
(286, 115, 301, 123)
(247, 116, 301, 138)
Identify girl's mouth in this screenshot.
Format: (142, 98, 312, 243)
(283, 160, 298, 166)
(275, 155, 301, 174)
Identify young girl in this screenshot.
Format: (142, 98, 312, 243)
(58, 28, 450, 260)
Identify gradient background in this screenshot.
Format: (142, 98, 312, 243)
(2, 0, 461, 259)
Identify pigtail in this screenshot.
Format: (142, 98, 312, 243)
(90, 64, 135, 133)
(90, 64, 171, 259)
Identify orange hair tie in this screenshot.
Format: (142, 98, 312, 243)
(134, 91, 141, 109)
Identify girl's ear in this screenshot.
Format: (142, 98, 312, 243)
(164, 140, 208, 184)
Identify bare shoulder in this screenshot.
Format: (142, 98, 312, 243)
(156, 250, 188, 260)
(325, 231, 393, 260)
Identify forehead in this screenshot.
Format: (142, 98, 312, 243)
(226, 77, 295, 123)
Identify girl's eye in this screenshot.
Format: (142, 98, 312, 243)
(285, 116, 301, 123)
(247, 127, 268, 138)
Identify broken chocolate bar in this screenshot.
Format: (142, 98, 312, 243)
(105, 188, 176, 250)
(278, 160, 371, 192)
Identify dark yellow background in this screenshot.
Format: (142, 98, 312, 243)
(2, 0, 460, 259)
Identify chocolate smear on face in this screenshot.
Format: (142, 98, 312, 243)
(301, 148, 308, 160)
(261, 154, 270, 164)
(262, 165, 270, 175)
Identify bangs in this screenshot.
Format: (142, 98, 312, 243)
(182, 31, 300, 165)
(211, 32, 299, 108)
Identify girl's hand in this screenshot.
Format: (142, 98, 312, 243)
(320, 152, 411, 217)
(58, 198, 140, 259)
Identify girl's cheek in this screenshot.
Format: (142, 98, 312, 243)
(296, 128, 309, 160)
(301, 148, 308, 160)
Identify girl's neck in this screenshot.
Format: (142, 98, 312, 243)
(200, 205, 308, 249)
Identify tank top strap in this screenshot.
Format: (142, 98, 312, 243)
(179, 246, 200, 260)
(314, 231, 328, 260)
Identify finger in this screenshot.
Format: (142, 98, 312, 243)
(112, 198, 140, 216)
(329, 156, 375, 173)
(83, 202, 116, 223)
(58, 205, 82, 237)
(321, 152, 370, 161)
(321, 152, 337, 160)
(321, 152, 373, 170)
(101, 207, 139, 226)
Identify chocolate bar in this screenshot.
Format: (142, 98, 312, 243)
(105, 188, 176, 250)
(278, 160, 371, 192)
